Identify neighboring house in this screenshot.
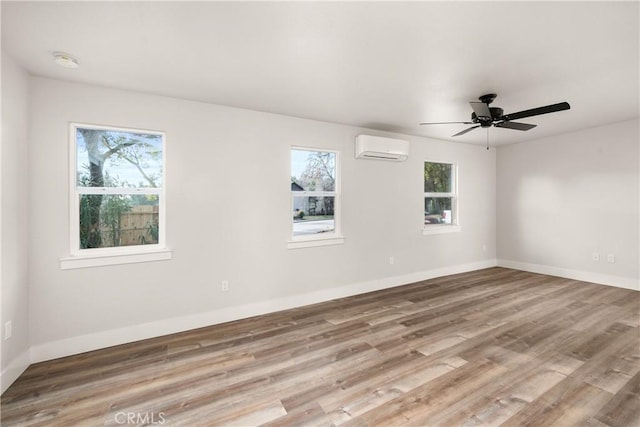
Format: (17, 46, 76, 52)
(291, 181, 308, 216)
(291, 181, 331, 217)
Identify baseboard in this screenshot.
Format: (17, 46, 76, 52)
(30, 259, 497, 363)
(497, 259, 639, 291)
(1, 348, 31, 394)
(17, 258, 636, 380)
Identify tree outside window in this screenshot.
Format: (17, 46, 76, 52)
(424, 161, 457, 226)
(290, 148, 338, 237)
(73, 125, 164, 252)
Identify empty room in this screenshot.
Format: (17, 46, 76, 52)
(1, 1, 638, 426)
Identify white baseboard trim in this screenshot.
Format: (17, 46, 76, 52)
(30, 259, 497, 363)
(1, 349, 31, 394)
(497, 259, 639, 291)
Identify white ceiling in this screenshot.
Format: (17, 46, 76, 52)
(2, 1, 638, 146)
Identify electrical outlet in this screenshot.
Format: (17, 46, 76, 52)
(4, 321, 12, 340)
(389, 256, 394, 265)
(607, 254, 615, 263)
(221, 280, 229, 292)
(592, 252, 600, 262)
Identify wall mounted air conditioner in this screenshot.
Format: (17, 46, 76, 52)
(355, 135, 409, 161)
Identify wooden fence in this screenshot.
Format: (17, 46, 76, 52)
(100, 205, 158, 247)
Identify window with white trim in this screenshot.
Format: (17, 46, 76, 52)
(70, 124, 166, 256)
(424, 161, 459, 233)
(289, 148, 343, 248)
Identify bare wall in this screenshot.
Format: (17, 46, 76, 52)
(27, 77, 496, 355)
(1, 51, 30, 391)
(497, 119, 639, 288)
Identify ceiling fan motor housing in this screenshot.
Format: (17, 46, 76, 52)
(478, 93, 497, 104)
(471, 107, 504, 127)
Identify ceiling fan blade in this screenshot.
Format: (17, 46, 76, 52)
(470, 101, 491, 119)
(495, 121, 537, 131)
(452, 125, 481, 137)
(503, 102, 570, 121)
(420, 121, 474, 125)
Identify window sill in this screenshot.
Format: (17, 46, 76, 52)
(60, 249, 172, 270)
(287, 236, 345, 249)
(423, 225, 461, 235)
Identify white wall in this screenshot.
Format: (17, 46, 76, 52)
(27, 77, 496, 360)
(1, 51, 31, 392)
(497, 119, 639, 289)
(5, 71, 637, 388)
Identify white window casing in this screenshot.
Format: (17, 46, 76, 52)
(288, 147, 344, 249)
(62, 123, 171, 269)
(423, 160, 461, 235)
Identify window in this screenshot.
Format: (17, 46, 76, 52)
(289, 148, 343, 248)
(424, 161, 460, 234)
(62, 124, 170, 268)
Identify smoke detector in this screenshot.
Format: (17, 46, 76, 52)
(53, 52, 79, 69)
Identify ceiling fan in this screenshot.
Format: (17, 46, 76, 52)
(420, 94, 570, 137)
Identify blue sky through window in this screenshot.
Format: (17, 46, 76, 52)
(76, 129, 163, 188)
(291, 149, 312, 182)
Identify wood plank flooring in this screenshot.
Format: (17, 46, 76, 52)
(1, 267, 639, 426)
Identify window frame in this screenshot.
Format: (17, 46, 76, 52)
(288, 146, 344, 249)
(61, 123, 170, 269)
(423, 160, 461, 235)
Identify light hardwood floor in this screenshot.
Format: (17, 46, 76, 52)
(1, 268, 639, 426)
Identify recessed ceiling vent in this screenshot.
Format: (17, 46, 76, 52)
(355, 135, 409, 161)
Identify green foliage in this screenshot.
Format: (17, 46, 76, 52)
(424, 162, 452, 193)
(79, 194, 100, 249)
(140, 214, 159, 245)
(77, 128, 161, 248)
(130, 194, 159, 206)
(78, 168, 102, 249)
(147, 220, 159, 242)
(79, 170, 132, 248)
(424, 162, 454, 223)
(101, 195, 131, 247)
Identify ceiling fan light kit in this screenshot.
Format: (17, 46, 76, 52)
(420, 93, 570, 137)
